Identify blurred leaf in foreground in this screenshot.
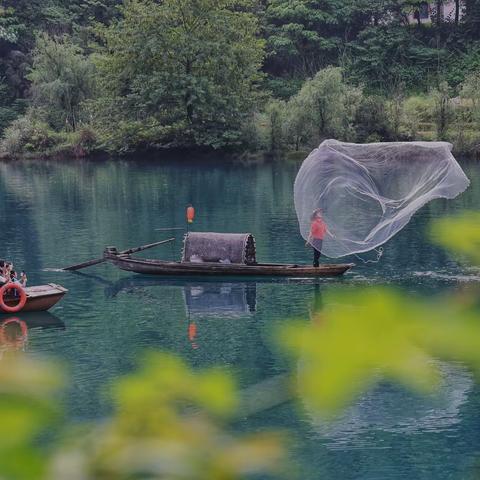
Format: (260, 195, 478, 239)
(51, 352, 285, 480)
(430, 211, 480, 264)
(279, 287, 480, 417)
(0, 355, 63, 480)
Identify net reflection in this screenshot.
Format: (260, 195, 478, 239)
(306, 362, 473, 446)
(300, 287, 475, 441)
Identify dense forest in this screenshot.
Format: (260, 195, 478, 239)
(0, 0, 480, 158)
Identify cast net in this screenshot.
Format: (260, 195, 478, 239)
(294, 140, 470, 258)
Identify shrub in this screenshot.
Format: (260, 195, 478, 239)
(460, 72, 480, 123)
(72, 126, 97, 157)
(283, 67, 360, 146)
(0, 114, 59, 157)
(403, 95, 434, 139)
(431, 81, 454, 141)
(284, 95, 312, 151)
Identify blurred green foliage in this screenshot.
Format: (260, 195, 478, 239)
(0, 356, 63, 479)
(279, 286, 480, 416)
(1, 213, 480, 478)
(276, 211, 480, 417)
(0, 352, 284, 480)
(50, 353, 285, 479)
(431, 211, 480, 263)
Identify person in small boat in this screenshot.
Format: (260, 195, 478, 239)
(307, 208, 328, 267)
(7, 269, 20, 297)
(20, 271, 27, 287)
(1, 262, 10, 280)
(0, 262, 13, 285)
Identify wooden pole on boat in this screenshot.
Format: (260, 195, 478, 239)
(62, 237, 175, 271)
(155, 227, 185, 231)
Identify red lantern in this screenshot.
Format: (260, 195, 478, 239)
(186, 205, 195, 224)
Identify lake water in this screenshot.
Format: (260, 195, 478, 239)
(1, 156, 480, 479)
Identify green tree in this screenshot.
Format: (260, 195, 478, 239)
(287, 67, 358, 144)
(354, 95, 392, 142)
(28, 34, 95, 131)
(263, 0, 343, 78)
(284, 95, 311, 150)
(262, 0, 415, 80)
(92, 0, 265, 151)
(349, 25, 441, 92)
(263, 99, 287, 153)
(464, 0, 480, 38)
(0, 77, 25, 135)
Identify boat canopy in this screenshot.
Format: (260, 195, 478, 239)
(182, 232, 256, 265)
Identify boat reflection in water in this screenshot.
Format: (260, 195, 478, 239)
(183, 282, 256, 349)
(183, 282, 257, 317)
(0, 312, 65, 355)
(104, 277, 472, 434)
(106, 276, 257, 350)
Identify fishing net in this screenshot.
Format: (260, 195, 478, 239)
(294, 140, 470, 258)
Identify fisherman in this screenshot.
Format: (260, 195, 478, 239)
(307, 208, 328, 267)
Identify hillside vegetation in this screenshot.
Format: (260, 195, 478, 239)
(1, 0, 480, 158)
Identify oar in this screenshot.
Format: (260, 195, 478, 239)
(62, 237, 175, 271)
(155, 227, 186, 231)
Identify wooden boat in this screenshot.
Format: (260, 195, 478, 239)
(103, 232, 354, 278)
(1, 283, 68, 313)
(104, 232, 353, 277)
(104, 253, 353, 277)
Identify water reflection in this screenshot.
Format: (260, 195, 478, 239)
(1, 157, 480, 480)
(0, 312, 65, 355)
(305, 363, 473, 447)
(105, 276, 258, 350)
(184, 283, 256, 317)
(105, 276, 256, 312)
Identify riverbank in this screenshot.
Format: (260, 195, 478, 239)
(1, 140, 478, 163)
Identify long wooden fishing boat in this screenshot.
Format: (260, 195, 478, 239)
(104, 253, 353, 277)
(103, 232, 354, 278)
(1, 284, 68, 313)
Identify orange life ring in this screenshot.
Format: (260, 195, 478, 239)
(0, 283, 27, 313)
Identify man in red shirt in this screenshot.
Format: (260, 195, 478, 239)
(307, 209, 327, 267)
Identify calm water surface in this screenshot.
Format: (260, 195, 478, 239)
(2, 156, 480, 479)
